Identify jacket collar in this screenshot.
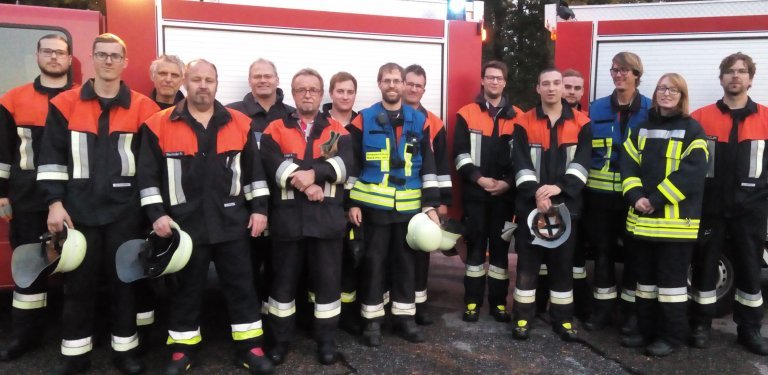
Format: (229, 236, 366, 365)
(33, 75, 73, 95)
(151, 88, 185, 105)
(285, 111, 330, 139)
(80, 79, 132, 109)
(715, 97, 758, 115)
(610, 90, 641, 114)
(239, 88, 288, 117)
(322, 102, 357, 119)
(170, 98, 232, 129)
(535, 98, 575, 122)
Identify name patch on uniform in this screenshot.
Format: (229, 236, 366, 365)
(113, 182, 132, 188)
(366, 150, 389, 161)
(165, 151, 184, 157)
(224, 202, 236, 208)
(283, 153, 296, 158)
(469, 129, 482, 134)
(741, 182, 756, 187)
(707, 135, 718, 141)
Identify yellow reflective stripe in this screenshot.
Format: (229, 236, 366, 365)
(683, 139, 709, 159)
(624, 139, 640, 165)
(621, 289, 636, 302)
(231, 322, 263, 341)
(488, 265, 509, 280)
(513, 288, 536, 304)
(382, 138, 391, 172)
(61, 337, 93, 356)
(341, 291, 357, 303)
(594, 287, 618, 300)
(622, 176, 643, 194)
(395, 200, 420, 212)
(12, 292, 47, 309)
(167, 329, 202, 345)
(465, 264, 486, 277)
(404, 148, 413, 177)
(636, 284, 658, 300)
(112, 333, 139, 352)
(658, 178, 686, 204)
(592, 139, 606, 148)
(573, 267, 587, 279)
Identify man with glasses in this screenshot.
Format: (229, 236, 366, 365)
(0, 34, 76, 362)
(347, 62, 440, 347)
(228, 58, 296, 316)
(453, 60, 520, 324)
(689, 52, 768, 356)
(149, 55, 185, 110)
(402, 64, 451, 326)
(583, 52, 651, 335)
(37, 33, 159, 374)
(259, 68, 352, 366)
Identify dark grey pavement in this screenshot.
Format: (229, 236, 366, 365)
(0, 253, 766, 374)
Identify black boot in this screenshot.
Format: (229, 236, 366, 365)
(512, 320, 530, 340)
(620, 313, 638, 335)
(0, 308, 43, 361)
(689, 324, 710, 349)
(316, 341, 338, 365)
(164, 352, 192, 375)
(266, 342, 289, 365)
(113, 350, 145, 374)
(237, 347, 274, 374)
(415, 303, 433, 326)
(51, 355, 91, 375)
(0, 337, 37, 361)
(620, 333, 648, 348)
(339, 302, 362, 334)
(362, 321, 382, 347)
(393, 318, 424, 343)
(583, 309, 611, 332)
(490, 305, 511, 323)
(553, 321, 578, 342)
(737, 326, 768, 356)
(645, 339, 676, 357)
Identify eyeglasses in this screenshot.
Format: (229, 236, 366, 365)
(724, 68, 749, 76)
(93, 52, 124, 62)
(484, 75, 505, 83)
(292, 87, 323, 96)
(655, 86, 681, 95)
(609, 67, 632, 76)
(251, 74, 275, 81)
(39, 48, 69, 58)
(381, 79, 403, 86)
(405, 82, 424, 90)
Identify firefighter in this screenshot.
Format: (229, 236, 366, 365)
(454, 60, 519, 323)
(619, 73, 708, 357)
(402, 64, 451, 326)
(689, 53, 768, 356)
(227, 58, 295, 316)
(37, 33, 159, 374)
(536, 68, 590, 322)
(583, 52, 651, 334)
(260, 68, 352, 366)
(322, 71, 361, 334)
(347, 62, 441, 347)
(0, 34, 76, 362)
(138, 59, 273, 374)
(149, 55, 185, 110)
(510, 68, 591, 342)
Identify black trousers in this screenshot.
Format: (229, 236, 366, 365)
(251, 235, 272, 313)
(691, 210, 766, 329)
(414, 251, 430, 305)
(536, 229, 590, 319)
(633, 239, 693, 346)
(513, 217, 576, 325)
(583, 198, 636, 317)
(359, 220, 416, 321)
(463, 200, 512, 307)
(61, 211, 141, 356)
(8, 210, 49, 340)
(269, 237, 342, 344)
(167, 237, 263, 354)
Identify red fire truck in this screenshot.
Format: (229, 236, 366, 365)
(0, 0, 485, 289)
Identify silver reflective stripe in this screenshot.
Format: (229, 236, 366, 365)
(323, 181, 337, 197)
(513, 288, 536, 303)
(658, 287, 688, 303)
(276, 159, 299, 188)
(71, 131, 89, 179)
(488, 265, 509, 280)
(12, 291, 47, 309)
(706, 139, 716, 178)
(344, 176, 357, 190)
(391, 301, 416, 315)
(636, 284, 658, 299)
(566, 163, 588, 184)
(167, 158, 186, 205)
(244, 180, 269, 200)
(326, 156, 346, 184)
(749, 140, 764, 178)
(229, 152, 242, 196)
(594, 287, 618, 300)
(565, 145, 576, 166)
(111, 333, 139, 352)
(37, 164, 68, 181)
(469, 131, 482, 167)
(0, 163, 10, 179)
(17, 128, 34, 170)
(415, 290, 427, 303)
(315, 300, 342, 319)
(639, 128, 686, 139)
(422, 173, 439, 188)
(268, 297, 296, 317)
(550, 290, 574, 305)
(117, 133, 135, 176)
(361, 302, 385, 319)
(136, 310, 155, 326)
(735, 289, 763, 308)
(530, 146, 542, 181)
(231, 321, 262, 332)
(140, 187, 163, 206)
(515, 169, 537, 187)
(691, 288, 717, 305)
(437, 174, 452, 188)
(455, 153, 473, 170)
(61, 337, 93, 356)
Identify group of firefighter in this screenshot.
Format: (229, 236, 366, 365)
(0, 31, 766, 375)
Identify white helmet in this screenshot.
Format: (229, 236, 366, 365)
(406, 213, 442, 252)
(526, 204, 572, 249)
(12, 223, 87, 288)
(437, 219, 463, 251)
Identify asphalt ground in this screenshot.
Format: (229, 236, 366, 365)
(0, 253, 766, 375)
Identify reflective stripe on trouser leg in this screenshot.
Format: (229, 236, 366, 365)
(315, 300, 342, 319)
(488, 265, 508, 280)
(62, 337, 93, 356)
(735, 289, 763, 308)
(341, 291, 357, 303)
(112, 333, 139, 352)
(550, 290, 574, 305)
(593, 286, 618, 300)
(621, 288, 636, 303)
(136, 310, 155, 326)
(12, 291, 47, 309)
(658, 287, 688, 303)
(361, 302, 385, 319)
(268, 298, 296, 318)
(572, 267, 587, 280)
(391, 301, 416, 316)
(538, 264, 548, 276)
(690, 288, 716, 305)
(167, 328, 202, 346)
(232, 321, 263, 341)
(415, 290, 427, 304)
(635, 284, 658, 300)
